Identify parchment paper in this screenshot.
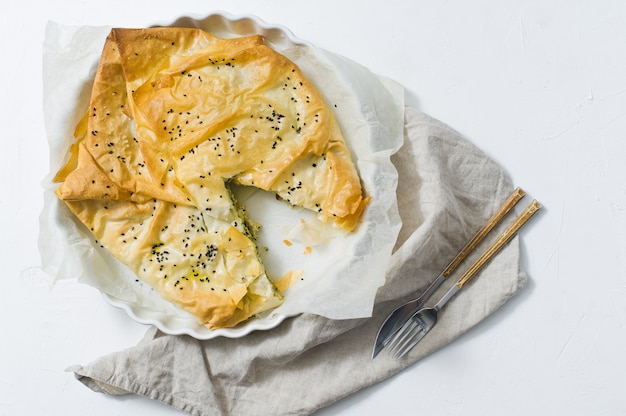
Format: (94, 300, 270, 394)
(39, 19, 404, 336)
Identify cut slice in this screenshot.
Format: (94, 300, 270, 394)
(54, 27, 369, 329)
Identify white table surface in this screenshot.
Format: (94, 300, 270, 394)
(3, 1, 625, 415)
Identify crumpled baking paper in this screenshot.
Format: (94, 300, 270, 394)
(39, 19, 404, 336)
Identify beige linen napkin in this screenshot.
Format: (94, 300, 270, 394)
(69, 107, 527, 416)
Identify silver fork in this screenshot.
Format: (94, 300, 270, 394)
(386, 199, 542, 358)
(371, 187, 526, 358)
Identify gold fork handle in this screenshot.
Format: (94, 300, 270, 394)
(456, 199, 542, 288)
(442, 187, 526, 277)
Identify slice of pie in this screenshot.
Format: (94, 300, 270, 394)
(54, 27, 370, 329)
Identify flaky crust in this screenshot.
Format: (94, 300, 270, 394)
(55, 27, 368, 328)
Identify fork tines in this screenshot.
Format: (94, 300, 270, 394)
(387, 318, 427, 358)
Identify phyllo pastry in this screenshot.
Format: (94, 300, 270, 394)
(54, 27, 369, 329)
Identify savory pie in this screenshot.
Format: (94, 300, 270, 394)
(54, 27, 369, 329)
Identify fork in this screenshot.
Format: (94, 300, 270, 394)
(386, 199, 542, 358)
(371, 187, 526, 358)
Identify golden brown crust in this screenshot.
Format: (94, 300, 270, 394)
(55, 27, 368, 329)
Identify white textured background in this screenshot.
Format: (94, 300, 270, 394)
(2, 1, 625, 415)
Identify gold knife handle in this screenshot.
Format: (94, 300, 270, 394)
(456, 199, 541, 289)
(442, 187, 526, 278)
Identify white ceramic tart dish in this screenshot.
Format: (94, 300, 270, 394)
(41, 12, 404, 339)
